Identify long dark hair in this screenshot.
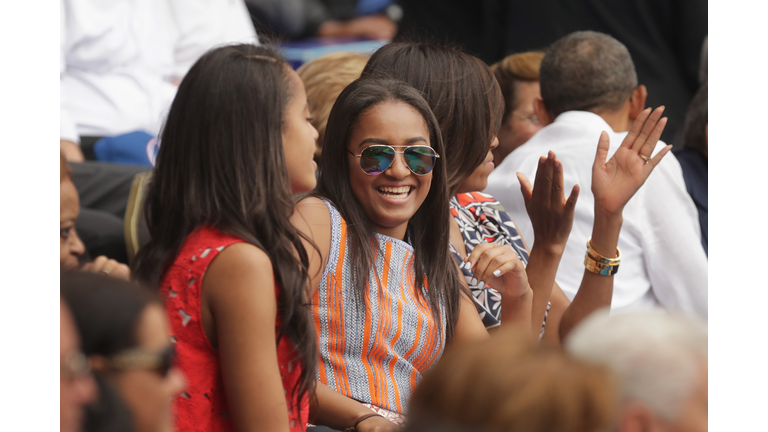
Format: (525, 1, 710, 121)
(61, 272, 158, 432)
(132, 44, 317, 404)
(314, 77, 463, 339)
(361, 42, 504, 193)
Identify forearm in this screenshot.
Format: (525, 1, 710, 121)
(311, 382, 376, 430)
(499, 288, 533, 336)
(525, 246, 563, 337)
(559, 212, 622, 339)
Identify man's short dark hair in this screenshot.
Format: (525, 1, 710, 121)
(540, 31, 638, 117)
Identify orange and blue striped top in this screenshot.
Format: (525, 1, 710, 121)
(312, 199, 446, 414)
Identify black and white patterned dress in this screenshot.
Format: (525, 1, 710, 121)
(449, 192, 548, 335)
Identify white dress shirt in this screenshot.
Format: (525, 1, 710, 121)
(485, 111, 708, 319)
(60, 0, 257, 143)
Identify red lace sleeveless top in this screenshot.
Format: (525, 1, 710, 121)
(159, 225, 308, 432)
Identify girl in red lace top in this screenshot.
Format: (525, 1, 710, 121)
(133, 45, 320, 432)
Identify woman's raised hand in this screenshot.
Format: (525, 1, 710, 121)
(461, 243, 529, 299)
(592, 106, 671, 216)
(517, 151, 579, 256)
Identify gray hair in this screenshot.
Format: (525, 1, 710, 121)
(540, 31, 638, 116)
(565, 310, 707, 421)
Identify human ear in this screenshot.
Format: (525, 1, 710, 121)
(628, 85, 648, 121)
(534, 98, 554, 126)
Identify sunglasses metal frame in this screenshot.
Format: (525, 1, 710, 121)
(107, 344, 175, 377)
(348, 144, 440, 176)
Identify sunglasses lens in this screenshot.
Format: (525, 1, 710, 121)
(360, 146, 395, 175)
(404, 147, 437, 175)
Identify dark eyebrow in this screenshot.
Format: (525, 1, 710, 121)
(405, 136, 427, 145)
(358, 136, 427, 147)
(358, 138, 389, 147)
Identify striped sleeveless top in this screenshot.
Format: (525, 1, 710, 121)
(312, 199, 446, 415)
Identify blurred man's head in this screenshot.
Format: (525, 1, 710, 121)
(61, 298, 97, 432)
(566, 311, 708, 432)
(535, 31, 647, 131)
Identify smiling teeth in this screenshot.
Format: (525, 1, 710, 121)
(379, 186, 411, 194)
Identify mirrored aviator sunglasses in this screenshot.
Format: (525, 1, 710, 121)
(349, 145, 440, 176)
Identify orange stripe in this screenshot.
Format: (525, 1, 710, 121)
(359, 244, 377, 405)
(411, 284, 436, 373)
(377, 243, 395, 408)
(329, 277, 345, 394)
(313, 278, 327, 385)
(331, 220, 353, 397)
(370, 246, 388, 407)
(335, 275, 353, 397)
(387, 251, 407, 412)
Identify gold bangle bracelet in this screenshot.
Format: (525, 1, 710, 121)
(584, 252, 620, 276)
(586, 237, 621, 265)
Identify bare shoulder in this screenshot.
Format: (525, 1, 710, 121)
(292, 196, 332, 225)
(209, 242, 273, 277)
(203, 242, 275, 300)
(290, 196, 332, 252)
(290, 196, 332, 294)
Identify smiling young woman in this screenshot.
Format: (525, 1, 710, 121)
(291, 77, 535, 431)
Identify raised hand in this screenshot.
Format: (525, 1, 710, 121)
(592, 106, 671, 216)
(461, 243, 530, 300)
(517, 151, 579, 255)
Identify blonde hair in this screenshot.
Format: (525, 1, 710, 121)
(407, 331, 617, 432)
(297, 52, 368, 160)
(492, 51, 545, 122)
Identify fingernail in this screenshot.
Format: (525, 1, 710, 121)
(539, 156, 546, 164)
(464, 262, 471, 270)
(493, 269, 501, 277)
(548, 151, 554, 160)
(471, 278, 477, 286)
(477, 281, 485, 289)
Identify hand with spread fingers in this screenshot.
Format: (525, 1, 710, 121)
(592, 106, 672, 216)
(517, 151, 579, 256)
(81, 255, 131, 281)
(461, 242, 530, 300)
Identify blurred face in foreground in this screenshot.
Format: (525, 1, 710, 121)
(103, 305, 186, 432)
(61, 300, 97, 432)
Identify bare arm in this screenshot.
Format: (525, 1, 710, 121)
(454, 248, 534, 345)
(560, 107, 672, 339)
(202, 243, 290, 432)
(516, 153, 579, 338)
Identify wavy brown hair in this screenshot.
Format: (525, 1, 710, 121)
(314, 77, 463, 340)
(132, 44, 317, 409)
(361, 42, 504, 193)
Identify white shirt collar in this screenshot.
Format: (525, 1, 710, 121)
(552, 110, 617, 133)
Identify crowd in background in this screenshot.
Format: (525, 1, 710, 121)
(60, 1, 708, 432)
